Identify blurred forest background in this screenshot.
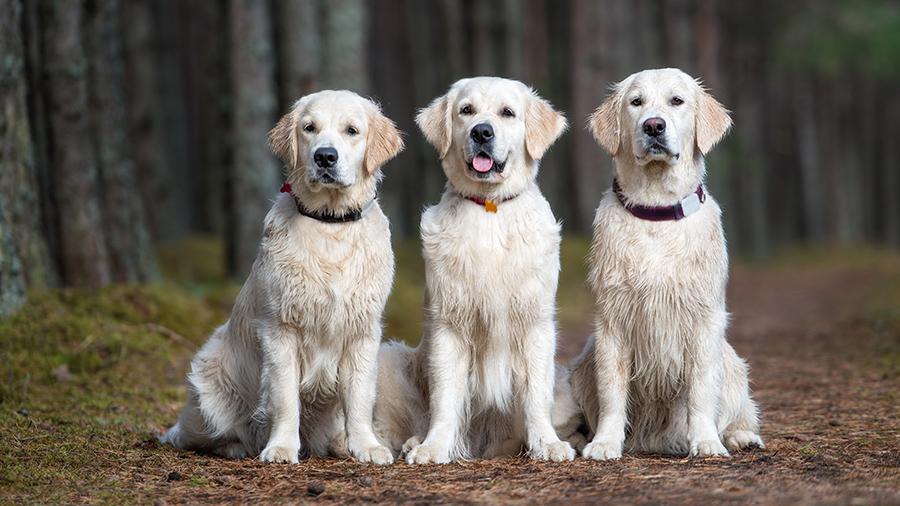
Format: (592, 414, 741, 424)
(1, 0, 899, 319)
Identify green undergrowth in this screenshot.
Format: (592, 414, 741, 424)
(0, 281, 234, 500)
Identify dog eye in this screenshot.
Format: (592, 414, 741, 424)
(502, 107, 515, 118)
(303, 123, 316, 133)
(460, 105, 473, 115)
(630, 98, 642, 107)
(347, 125, 359, 136)
(671, 96, 684, 106)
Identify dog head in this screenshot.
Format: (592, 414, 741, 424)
(269, 90, 404, 210)
(589, 68, 731, 165)
(417, 77, 567, 199)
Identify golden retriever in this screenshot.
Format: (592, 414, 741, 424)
(571, 68, 764, 459)
(160, 90, 404, 464)
(386, 77, 577, 463)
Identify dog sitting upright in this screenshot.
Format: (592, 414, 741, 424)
(397, 77, 577, 464)
(571, 69, 764, 459)
(160, 90, 404, 464)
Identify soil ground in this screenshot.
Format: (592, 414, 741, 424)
(3, 251, 900, 505)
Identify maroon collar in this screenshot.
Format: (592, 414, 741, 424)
(613, 179, 706, 221)
(460, 192, 519, 213)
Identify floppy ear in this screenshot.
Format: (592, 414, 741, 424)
(588, 84, 623, 157)
(365, 106, 405, 173)
(415, 93, 452, 158)
(268, 98, 307, 170)
(695, 84, 733, 155)
(525, 90, 568, 160)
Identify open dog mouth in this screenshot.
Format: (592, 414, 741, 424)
(468, 152, 506, 177)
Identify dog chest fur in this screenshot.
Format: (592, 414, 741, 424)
(260, 195, 394, 338)
(589, 192, 728, 400)
(420, 186, 560, 410)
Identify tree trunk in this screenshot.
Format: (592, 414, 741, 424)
(273, 0, 320, 109)
(39, 0, 112, 288)
(120, 0, 169, 242)
(0, 204, 25, 319)
(86, 0, 159, 283)
(369, 0, 419, 236)
(320, 0, 368, 92)
(228, 0, 280, 279)
(569, 0, 608, 233)
(881, 92, 900, 247)
(0, 0, 54, 290)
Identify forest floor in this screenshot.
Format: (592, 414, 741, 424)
(2, 242, 899, 505)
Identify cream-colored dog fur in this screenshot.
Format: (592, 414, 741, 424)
(373, 341, 586, 459)
(160, 90, 403, 465)
(391, 77, 577, 463)
(571, 68, 764, 459)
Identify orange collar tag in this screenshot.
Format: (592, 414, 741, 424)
(484, 199, 498, 213)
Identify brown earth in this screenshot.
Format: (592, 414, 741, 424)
(9, 261, 900, 505)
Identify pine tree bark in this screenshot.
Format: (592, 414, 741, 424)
(0, 0, 54, 292)
(273, 0, 320, 109)
(86, 0, 159, 283)
(228, 0, 280, 279)
(39, 0, 112, 288)
(0, 0, 28, 317)
(320, 0, 368, 92)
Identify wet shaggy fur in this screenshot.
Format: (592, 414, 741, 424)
(160, 90, 404, 465)
(570, 68, 764, 459)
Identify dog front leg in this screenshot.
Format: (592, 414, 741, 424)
(258, 328, 302, 464)
(523, 321, 575, 462)
(340, 330, 393, 465)
(406, 324, 469, 464)
(582, 328, 629, 460)
(687, 324, 729, 458)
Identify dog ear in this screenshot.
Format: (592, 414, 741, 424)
(525, 90, 568, 160)
(416, 94, 452, 158)
(365, 106, 405, 174)
(588, 84, 623, 157)
(695, 84, 732, 155)
(268, 99, 304, 171)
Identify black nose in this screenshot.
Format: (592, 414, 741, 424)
(643, 118, 666, 137)
(314, 147, 338, 168)
(470, 123, 494, 144)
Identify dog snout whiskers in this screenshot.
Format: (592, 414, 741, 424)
(643, 118, 666, 138)
(314, 147, 339, 168)
(470, 123, 494, 144)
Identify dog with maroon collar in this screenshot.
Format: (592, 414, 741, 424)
(376, 77, 579, 464)
(571, 68, 764, 460)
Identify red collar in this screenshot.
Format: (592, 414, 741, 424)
(613, 179, 706, 221)
(460, 193, 519, 213)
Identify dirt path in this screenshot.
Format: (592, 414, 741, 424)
(109, 264, 897, 506)
(4, 261, 898, 505)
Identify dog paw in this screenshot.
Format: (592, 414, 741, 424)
(566, 432, 588, 454)
(582, 440, 623, 460)
(220, 441, 252, 459)
(690, 439, 730, 458)
(400, 436, 422, 457)
(355, 444, 394, 465)
(405, 443, 451, 465)
(260, 444, 300, 464)
(532, 440, 575, 462)
(724, 430, 765, 452)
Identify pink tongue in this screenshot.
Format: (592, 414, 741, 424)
(472, 155, 493, 173)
